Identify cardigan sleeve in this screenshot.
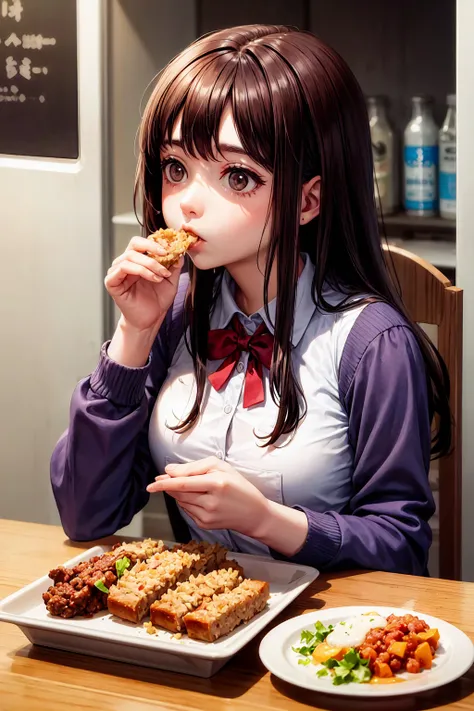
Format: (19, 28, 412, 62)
(271, 303, 435, 575)
(50, 275, 189, 540)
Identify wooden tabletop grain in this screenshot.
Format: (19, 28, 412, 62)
(1, 519, 474, 711)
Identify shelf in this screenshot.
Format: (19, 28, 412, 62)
(386, 238, 456, 270)
(112, 211, 140, 226)
(111, 214, 456, 269)
(378, 211, 456, 236)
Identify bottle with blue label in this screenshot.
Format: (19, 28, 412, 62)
(404, 96, 439, 216)
(439, 94, 456, 220)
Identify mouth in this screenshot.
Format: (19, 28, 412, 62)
(183, 226, 203, 242)
(183, 226, 204, 249)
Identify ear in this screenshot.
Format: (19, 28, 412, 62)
(300, 176, 321, 225)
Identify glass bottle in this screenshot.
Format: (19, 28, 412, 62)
(403, 96, 439, 216)
(367, 96, 397, 215)
(439, 94, 456, 220)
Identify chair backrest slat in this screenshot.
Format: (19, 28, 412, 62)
(383, 244, 462, 580)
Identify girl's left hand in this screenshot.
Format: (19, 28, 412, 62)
(146, 457, 270, 537)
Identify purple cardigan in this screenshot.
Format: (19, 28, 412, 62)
(51, 275, 434, 574)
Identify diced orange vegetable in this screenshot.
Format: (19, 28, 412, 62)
(312, 642, 345, 664)
(374, 661, 393, 678)
(387, 641, 408, 658)
(417, 628, 440, 644)
(414, 641, 433, 669)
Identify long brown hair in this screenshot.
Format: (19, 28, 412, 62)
(135, 24, 451, 455)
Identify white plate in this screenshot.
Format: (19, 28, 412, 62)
(259, 605, 474, 697)
(0, 541, 318, 678)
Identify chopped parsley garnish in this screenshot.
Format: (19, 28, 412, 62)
(94, 580, 109, 594)
(322, 648, 372, 685)
(292, 621, 334, 657)
(115, 556, 131, 578)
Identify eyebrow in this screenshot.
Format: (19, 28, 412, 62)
(164, 139, 249, 157)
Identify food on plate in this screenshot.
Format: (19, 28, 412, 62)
(107, 541, 228, 623)
(293, 612, 439, 685)
(150, 563, 244, 633)
(147, 228, 198, 267)
(183, 579, 270, 642)
(42, 538, 166, 618)
(42, 538, 271, 643)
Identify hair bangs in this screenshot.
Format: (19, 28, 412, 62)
(149, 49, 279, 171)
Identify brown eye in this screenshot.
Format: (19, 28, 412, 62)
(228, 170, 249, 192)
(164, 160, 186, 183)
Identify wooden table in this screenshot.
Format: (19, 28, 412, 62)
(2, 519, 474, 711)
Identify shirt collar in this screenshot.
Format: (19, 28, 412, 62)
(210, 253, 317, 347)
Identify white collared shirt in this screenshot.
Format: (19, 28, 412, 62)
(148, 253, 367, 554)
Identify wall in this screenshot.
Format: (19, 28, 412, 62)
(109, 0, 197, 537)
(456, 0, 474, 581)
(0, 0, 106, 526)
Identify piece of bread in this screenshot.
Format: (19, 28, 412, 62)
(107, 542, 228, 623)
(183, 579, 270, 642)
(147, 228, 197, 268)
(150, 563, 244, 633)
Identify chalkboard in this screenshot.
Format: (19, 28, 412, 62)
(0, 0, 78, 158)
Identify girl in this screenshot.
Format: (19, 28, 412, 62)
(51, 24, 450, 575)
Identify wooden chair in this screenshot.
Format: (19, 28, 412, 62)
(382, 244, 463, 580)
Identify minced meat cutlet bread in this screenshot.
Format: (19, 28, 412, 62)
(107, 541, 228, 623)
(150, 562, 244, 633)
(183, 579, 270, 642)
(147, 228, 197, 267)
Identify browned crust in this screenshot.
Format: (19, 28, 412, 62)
(150, 563, 244, 632)
(107, 542, 228, 623)
(149, 607, 178, 633)
(184, 580, 270, 642)
(107, 593, 149, 624)
(147, 228, 197, 267)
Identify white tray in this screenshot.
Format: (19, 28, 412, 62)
(0, 542, 318, 677)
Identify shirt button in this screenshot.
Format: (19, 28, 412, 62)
(237, 361, 244, 373)
(216, 450, 224, 459)
(224, 404, 232, 415)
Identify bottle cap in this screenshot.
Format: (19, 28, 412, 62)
(447, 94, 456, 106)
(411, 94, 434, 105)
(366, 95, 388, 105)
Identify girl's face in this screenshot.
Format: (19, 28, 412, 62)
(161, 107, 273, 271)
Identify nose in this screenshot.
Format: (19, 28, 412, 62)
(179, 180, 204, 222)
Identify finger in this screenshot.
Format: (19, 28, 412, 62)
(105, 260, 163, 288)
(167, 256, 185, 284)
(112, 250, 172, 279)
(171, 255, 185, 270)
(128, 235, 168, 257)
(172, 492, 209, 506)
(179, 503, 211, 529)
(146, 473, 214, 494)
(165, 456, 223, 477)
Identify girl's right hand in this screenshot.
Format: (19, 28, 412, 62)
(105, 236, 183, 333)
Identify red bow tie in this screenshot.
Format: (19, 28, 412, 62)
(207, 315, 274, 408)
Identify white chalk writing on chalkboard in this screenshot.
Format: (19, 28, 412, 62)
(2, 4, 56, 100)
(1, 1, 23, 22)
(5, 57, 48, 80)
(0, 83, 25, 102)
(4, 33, 57, 50)
(0, 0, 78, 159)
